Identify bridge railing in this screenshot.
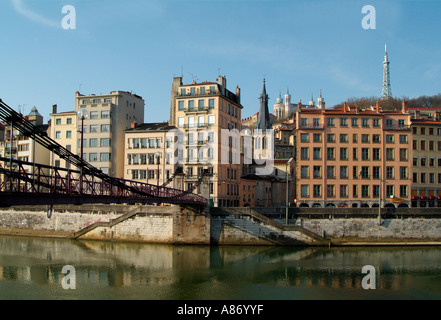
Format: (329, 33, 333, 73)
(0, 157, 206, 205)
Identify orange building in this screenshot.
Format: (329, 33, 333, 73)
(295, 101, 412, 208)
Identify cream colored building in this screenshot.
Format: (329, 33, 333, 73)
(0, 107, 50, 173)
(124, 122, 181, 189)
(410, 119, 441, 207)
(50, 91, 144, 178)
(50, 106, 77, 169)
(169, 75, 243, 207)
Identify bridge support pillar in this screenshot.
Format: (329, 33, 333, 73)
(172, 205, 210, 245)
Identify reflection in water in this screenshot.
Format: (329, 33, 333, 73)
(1, 235, 441, 299)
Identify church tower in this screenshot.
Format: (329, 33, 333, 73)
(381, 43, 392, 99)
(256, 78, 271, 130)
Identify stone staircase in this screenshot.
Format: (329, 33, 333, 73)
(223, 208, 329, 245)
(71, 207, 141, 239)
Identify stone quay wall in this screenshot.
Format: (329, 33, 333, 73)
(0, 205, 440, 246)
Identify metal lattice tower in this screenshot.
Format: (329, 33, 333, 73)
(381, 44, 392, 99)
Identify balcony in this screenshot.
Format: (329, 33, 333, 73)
(297, 124, 324, 130)
(184, 106, 209, 113)
(384, 125, 411, 131)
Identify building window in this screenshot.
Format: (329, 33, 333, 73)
(178, 101, 184, 111)
(313, 134, 321, 143)
(340, 185, 348, 198)
(313, 166, 321, 179)
(373, 134, 380, 143)
(300, 133, 309, 143)
(133, 139, 140, 149)
(373, 148, 380, 161)
(373, 185, 380, 198)
(386, 148, 394, 161)
(361, 166, 369, 179)
(399, 149, 408, 161)
(373, 118, 380, 128)
(313, 118, 321, 128)
(55, 131, 61, 139)
(351, 118, 358, 127)
(327, 134, 335, 143)
(55, 118, 61, 125)
(100, 153, 111, 162)
(386, 185, 394, 198)
(353, 185, 358, 198)
(361, 134, 370, 143)
(301, 166, 309, 179)
(101, 124, 111, 132)
(340, 134, 348, 143)
(386, 167, 394, 179)
(89, 138, 98, 148)
(361, 148, 369, 161)
(66, 131, 72, 139)
(400, 167, 408, 179)
(361, 185, 369, 198)
(101, 110, 111, 119)
(178, 117, 184, 127)
(327, 118, 334, 127)
(362, 119, 369, 127)
(301, 185, 309, 198)
(400, 135, 408, 144)
(340, 166, 348, 179)
(327, 166, 335, 179)
(327, 148, 335, 160)
(327, 185, 335, 197)
(301, 147, 309, 160)
(340, 148, 348, 160)
(313, 185, 321, 197)
(90, 111, 99, 119)
(208, 115, 215, 126)
(373, 166, 380, 179)
(101, 138, 111, 147)
(340, 118, 348, 127)
(89, 153, 97, 162)
(386, 135, 394, 143)
(400, 185, 408, 198)
(421, 157, 426, 166)
(313, 147, 321, 160)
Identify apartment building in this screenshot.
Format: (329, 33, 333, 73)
(296, 101, 412, 208)
(124, 122, 181, 189)
(0, 107, 50, 172)
(49, 106, 77, 169)
(410, 119, 441, 207)
(169, 75, 243, 207)
(51, 91, 144, 178)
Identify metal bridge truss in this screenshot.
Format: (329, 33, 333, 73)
(0, 98, 207, 206)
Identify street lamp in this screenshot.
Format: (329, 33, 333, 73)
(155, 151, 161, 191)
(286, 157, 294, 225)
(77, 108, 88, 195)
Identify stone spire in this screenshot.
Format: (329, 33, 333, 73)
(256, 78, 271, 130)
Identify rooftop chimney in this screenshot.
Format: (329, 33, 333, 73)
(376, 101, 380, 113)
(343, 102, 347, 113)
(402, 100, 408, 114)
(52, 104, 57, 114)
(131, 121, 137, 129)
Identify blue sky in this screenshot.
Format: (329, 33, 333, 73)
(1, 0, 440, 123)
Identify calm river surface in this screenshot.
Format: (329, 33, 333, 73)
(1, 235, 441, 300)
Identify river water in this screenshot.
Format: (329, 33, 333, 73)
(0, 235, 440, 300)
